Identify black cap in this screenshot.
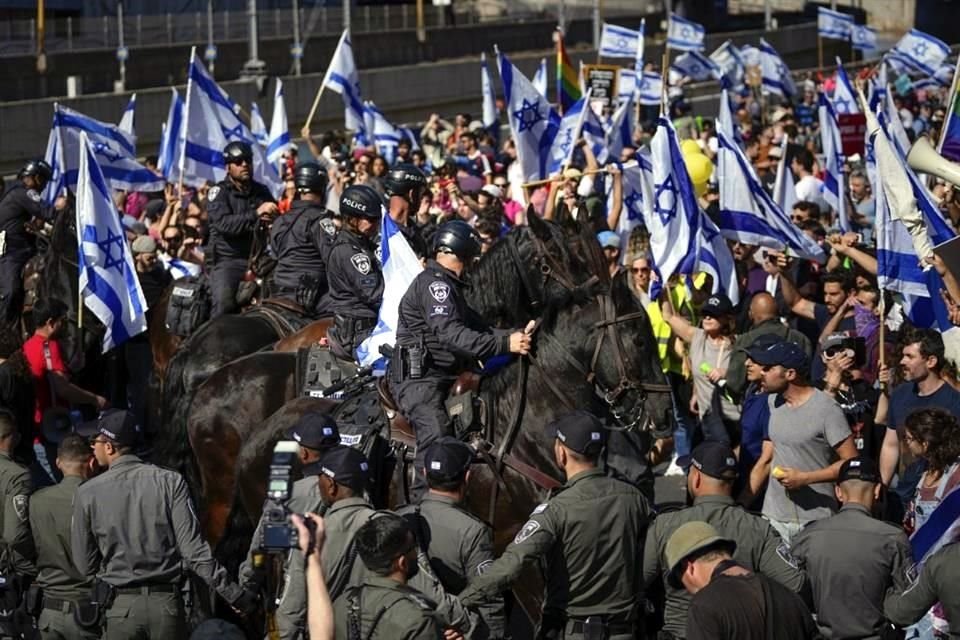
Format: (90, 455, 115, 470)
(690, 442, 738, 480)
(838, 457, 881, 484)
(76, 409, 141, 446)
(740, 332, 781, 355)
(746, 340, 809, 371)
(547, 410, 606, 455)
(701, 293, 734, 317)
(286, 412, 341, 450)
(304, 445, 370, 491)
(424, 437, 473, 479)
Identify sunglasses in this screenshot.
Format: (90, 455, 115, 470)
(631, 267, 650, 274)
(227, 158, 252, 166)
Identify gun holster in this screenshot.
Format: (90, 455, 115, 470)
(23, 585, 41, 619)
(295, 274, 322, 311)
(73, 581, 115, 630)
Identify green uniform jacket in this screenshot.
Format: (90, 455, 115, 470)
(459, 468, 651, 622)
(333, 576, 443, 640)
(643, 494, 805, 639)
(791, 503, 913, 639)
(725, 319, 812, 399)
(29, 475, 90, 600)
(884, 541, 960, 635)
(0, 450, 34, 576)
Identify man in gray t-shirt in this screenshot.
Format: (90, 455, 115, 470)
(742, 340, 857, 544)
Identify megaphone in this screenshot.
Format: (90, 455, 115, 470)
(907, 136, 960, 187)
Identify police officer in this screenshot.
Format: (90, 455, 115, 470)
(398, 437, 504, 639)
(884, 541, 960, 631)
(459, 410, 652, 640)
(0, 410, 34, 638)
(390, 220, 531, 500)
(383, 163, 429, 258)
(791, 457, 913, 639)
(269, 163, 337, 316)
(326, 185, 384, 361)
(0, 160, 59, 328)
(643, 442, 805, 640)
(239, 412, 340, 640)
(333, 515, 443, 640)
(28, 434, 98, 640)
(71, 410, 255, 638)
(205, 141, 278, 318)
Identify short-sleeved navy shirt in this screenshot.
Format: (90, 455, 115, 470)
(886, 381, 960, 431)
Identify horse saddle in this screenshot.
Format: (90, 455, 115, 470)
(297, 344, 359, 398)
(245, 298, 314, 339)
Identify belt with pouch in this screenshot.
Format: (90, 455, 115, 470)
(567, 618, 635, 635)
(42, 596, 78, 613)
(115, 584, 179, 596)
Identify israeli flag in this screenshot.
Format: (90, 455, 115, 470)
(635, 19, 646, 81)
(498, 49, 560, 182)
(41, 127, 65, 205)
(356, 212, 423, 370)
(547, 90, 591, 176)
(772, 138, 797, 216)
(697, 211, 740, 305)
(250, 102, 269, 147)
(398, 126, 420, 150)
(75, 132, 148, 353)
(606, 95, 635, 160)
(666, 13, 705, 52)
(481, 52, 499, 130)
(760, 39, 796, 97)
(582, 103, 609, 164)
(118, 93, 137, 140)
(266, 79, 291, 165)
(817, 7, 854, 41)
(157, 88, 184, 182)
(892, 29, 950, 76)
(638, 72, 662, 106)
(532, 57, 549, 100)
(717, 87, 743, 149)
(671, 51, 721, 82)
(833, 58, 860, 114)
(52, 103, 164, 193)
(852, 25, 878, 52)
(710, 41, 745, 88)
(599, 22, 642, 58)
(161, 256, 202, 279)
(819, 92, 848, 231)
(618, 69, 637, 101)
(648, 117, 700, 288)
(322, 29, 366, 136)
(180, 50, 282, 196)
(367, 102, 402, 164)
(607, 153, 655, 250)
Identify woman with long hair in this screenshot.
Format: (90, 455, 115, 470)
(903, 408, 960, 535)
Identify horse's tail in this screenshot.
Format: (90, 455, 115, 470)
(154, 344, 196, 482)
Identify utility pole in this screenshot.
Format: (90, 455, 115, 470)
(592, 0, 601, 50)
(291, 0, 302, 76)
(764, 0, 772, 31)
(36, 0, 46, 73)
(241, 0, 266, 84)
(116, 1, 127, 91)
(344, 0, 350, 31)
(205, 0, 217, 75)
(416, 0, 425, 43)
(558, 0, 566, 33)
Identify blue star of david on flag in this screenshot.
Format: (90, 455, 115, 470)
(624, 190, 644, 220)
(92, 142, 123, 163)
(221, 123, 250, 142)
(514, 98, 544, 133)
(655, 176, 678, 225)
(913, 42, 928, 57)
(86, 226, 127, 274)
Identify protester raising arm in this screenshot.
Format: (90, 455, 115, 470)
(828, 232, 878, 276)
(658, 289, 697, 344)
(605, 164, 623, 232)
(768, 252, 817, 321)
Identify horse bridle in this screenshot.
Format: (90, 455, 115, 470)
(505, 228, 597, 311)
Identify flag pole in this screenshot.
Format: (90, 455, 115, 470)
(818, 34, 823, 71)
(522, 167, 607, 189)
(177, 47, 196, 204)
(660, 47, 670, 116)
(304, 83, 327, 132)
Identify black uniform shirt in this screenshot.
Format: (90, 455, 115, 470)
(205, 179, 275, 261)
(325, 228, 383, 320)
(270, 199, 336, 290)
(0, 183, 56, 251)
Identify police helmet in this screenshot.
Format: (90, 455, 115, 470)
(19, 159, 53, 183)
(433, 220, 482, 263)
(223, 141, 254, 164)
(339, 185, 384, 220)
(384, 163, 427, 199)
(294, 163, 328, 195)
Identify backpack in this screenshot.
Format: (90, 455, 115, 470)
(164, 276, 212, 338)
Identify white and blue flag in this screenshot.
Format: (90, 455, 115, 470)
(697, 211, 740, 305)
(366, 102, 402, 164)
(606, 95, 635, 161)
(599, 23, 642, 58)
(75, 132, 148, 353)
(635, 19, 646, 79)
(266, 79, 291, 165)
(180, 50, 282, 195)
(52, 103, 164, 194)
(481, 52, 499, 131)
(249, 102, 269, 147)
(610, 153, 654, 244)
(498, 49, 560, 182)
(671, 51, 720, 82)
(582, 103, 609, 164)
(322, 29, 366, 136)
(637, 72, 663, 106)
(666, 14, 705, 52)
(833, 58, 860, 114)
(817, 7, 854, 41)
(356, 212, 423, 370)
(710, 40, 745, 88)
(547, 90, 591, 176)
(818, 92, 849, 231)
(618, 69, 637, 101)
(41, 128, 65, 205)
(760, 39, 796, 97)
(891, 29, 950, 76)
(532, 57, 549, 101)
(772, 138, 797, 216)
(157, 88, 184, 182)
(852, 25, 878, 52)
(118, 93, 136, 140)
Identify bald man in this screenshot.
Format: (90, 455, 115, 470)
(726, 293, 812, 399)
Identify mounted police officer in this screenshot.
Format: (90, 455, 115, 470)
(326, 185, 384, 362)
(384, 163, 429, 258)
(205, 141, 278, 318)
(0, 159, 59, 328)
(269, 163, 337, 316)
(390, 220, 531, 500)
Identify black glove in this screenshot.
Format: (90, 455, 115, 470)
(231, 587, 261, 618)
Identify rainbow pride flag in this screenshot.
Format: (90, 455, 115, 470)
(556, 32, 581, 114)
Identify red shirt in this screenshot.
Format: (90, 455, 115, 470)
(22, 333, 67, 429)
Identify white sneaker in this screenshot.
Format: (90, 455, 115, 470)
(664, 454, 685, 477)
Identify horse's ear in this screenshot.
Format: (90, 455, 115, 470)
(610, 269, 639, 314)
(526, 206, 551, 240)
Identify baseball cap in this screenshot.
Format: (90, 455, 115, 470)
(77, 409, 142, 447)
(304, 445, 370, 491)
(286, 412, 341, 450)
(665, 521, 737, 588)
(131, 236, 157, 255)
(740, 332, 781, 356)
(562, 167, 583, 181)
(690, 442, 738, 480)
(700, 293, 733, 317)
(480, 184, 503, 200)
(547, 410, 606, 455)
(597, 231, 620, 250)
(424, 437, 474, 479)
(821, 333, 848, 354)
(838, 456, 881, 484)
(746, 340, 809, 371)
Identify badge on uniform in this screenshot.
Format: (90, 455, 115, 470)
(351, 253, 372, 275)
(476, 560, 494, 575)
(375, 245, 384, 265)
(12, 495, 28, 522)
(776, 540, 799, 570)
(318, 218, 337, 236)
(27, 190, 42, 203)
(207, 186, 221, 201)
(430, 305, 448, 317)
(429, 281, 451, 303)
(513, 519, 541, 544)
